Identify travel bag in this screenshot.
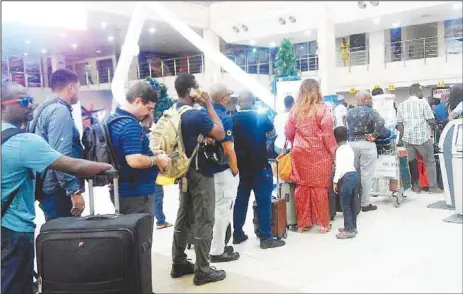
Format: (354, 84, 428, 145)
(252, 197, 287, 239)
(36, 170, 154, 294)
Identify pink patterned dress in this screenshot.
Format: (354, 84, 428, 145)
(285, 103, 338, 229)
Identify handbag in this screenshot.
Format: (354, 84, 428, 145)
(276, 141, 292, 182)
(156, 174, 176, 186)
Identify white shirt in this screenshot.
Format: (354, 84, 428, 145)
(333, 143, 356, 184)
(452, 102, 463, 117)
(274, 111, 291, 150)
(397, 96, 434, 145)
(333, 103, 348, 128)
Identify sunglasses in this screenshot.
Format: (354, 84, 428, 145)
(1, 96, 34, 108)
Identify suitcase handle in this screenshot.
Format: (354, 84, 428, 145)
(84, 215, 118, 221)
(87, 169, 120, 216)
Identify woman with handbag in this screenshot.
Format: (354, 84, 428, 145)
(285, 79, 338, 233)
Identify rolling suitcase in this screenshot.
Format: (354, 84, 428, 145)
(36, 170, 153, 294)
(279, 182, 297, 231)
(329, 171, 361, 219)
(253, 197, 287, 239)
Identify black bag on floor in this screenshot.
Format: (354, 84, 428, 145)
(36, 170, 153, 294)
(329, 172, 361, 219)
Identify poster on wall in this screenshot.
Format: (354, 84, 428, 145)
(25, 59, 42, 87)
(445, 19, 463, 55)
(8, 56, 26, 86)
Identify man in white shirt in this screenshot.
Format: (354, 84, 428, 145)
(397, 83, 442, 193)
(333, 95, 348, 128)
(273, 95, 294, 154)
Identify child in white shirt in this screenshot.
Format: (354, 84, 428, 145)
(333, 126, 359, 239)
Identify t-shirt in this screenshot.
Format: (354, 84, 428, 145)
(202, 104, 234, 174)
(233, 110, 274, 175)
(273, 111, 291, 150)
(108, 108, 158, 197)
(1, 123, 61, 233)
(434, 102, 449, 121)
(333, 104, 348, 128)
(451, 102, 463, 117)
(178, 102, 214, 177)
(333, 143, 356, 184)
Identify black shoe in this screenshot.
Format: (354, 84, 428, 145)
(260, 238, 286, 249)
(171, 261, 195, 278)
(224, 245, 234, 253)
(361, 204, 377, 212)
(193, 267, 226, 286)
(232, 234, 248, 244)
(210, 251, 240, 263)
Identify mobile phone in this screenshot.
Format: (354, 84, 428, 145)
(168, 152, 180, 159)
(189, 88, 201, 99)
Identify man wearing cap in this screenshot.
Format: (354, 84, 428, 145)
(205, 83, 240, 263)
(333, 95, 348, 128)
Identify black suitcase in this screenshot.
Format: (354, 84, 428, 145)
(36, 170, 153, 294)
(329, 172, 361, 219)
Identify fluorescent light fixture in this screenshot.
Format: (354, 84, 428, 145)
(392, 22, 400, 28)
(305, 30, 311, 36)
(252, 48, 257, 53)
(108, 36, 114, 42)
(269, 42, 276, 47)
(25, 40, 30, 44)
(453, 3, 462, 10)
(149, 27, 156, 34)
(249, 40, 256, 45)
(60, 33, 67, 38)
(41, 49, 47, 54)
(373, 17, 381, 24)
(2, 2, 87, 30)
(96, 49, 101, 53)
(71, 43, 78, 49)
(101, 22, 107, 29)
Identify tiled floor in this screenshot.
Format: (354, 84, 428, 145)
(35, 185, 463, 293)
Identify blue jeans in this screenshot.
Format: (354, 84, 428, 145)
(39, 188, 72, 221)
(233, 165, 273, 240)
(154, 184, 166, 226)
(339, 171, 359, 232)
(1, 227, 34, 294)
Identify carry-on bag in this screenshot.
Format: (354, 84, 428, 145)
(273, 159, 297, 231)
(36, 170, 153, 294)
(252, 197, 287, 239)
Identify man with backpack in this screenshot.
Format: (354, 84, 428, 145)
(1, 82, 113, 294)
(167, 73, 227, 286)
(29, 69, 86, 220)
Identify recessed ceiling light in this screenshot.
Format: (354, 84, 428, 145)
(392, 22, 401, 28)
(249, 40, 256, 45)
(22, 52, 28, 57)
(149, 27, 156, 34)
(242, 25, 248, 32)
(373, 17, 381, 24)
(252, 48, 257, 53)
(71, 43, 78, 49)
(305, 30, 311, 36)
(453, 3, 462, 10)
(101, 22, 107, 29)
(25, 40, 30, 44)
(60, 33, 66, 38)
(269, 42, 276, 47)
(41, 49, 47, 54)
(232, 26, 240, 33)
(370, 1, 379, 6)
(96, 49, 101, 54)
(108, 36, 114, 42)
(278, 17, 286, 25)
(289, 16, 296, 23)
(358, 1, 367, 9)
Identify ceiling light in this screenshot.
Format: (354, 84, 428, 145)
(25, 40, 30, 44)
(300, 45, 304, 50)
(242, 25, 248, 32)
(232, 26, 240, 33)
(101, 21, 107, 29)
(370, 1, 379, 6)
(71, 43, 78, 49)
(269, 42, 276, 47)
(289, 16, 296, 23)
(358, 1, 367, 9)
(108, 36, 114, 42)
(453, 3, 462, 10)
(22, 52, 28, 56)
(41, 49, 47, 54)
(373, 17, 381, 24)
(149, 27, 156, 34)
(305, 30, 311, 36)
(252, 48, 257, 53)
(392, 22, 401, 28)
(249, 40, 256, 45)
(278, 17, 286, 25)
(60, 33, 66, 38)
(96, 49, 101, 54)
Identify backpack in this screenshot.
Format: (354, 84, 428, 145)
(82, 115, 136, 186)
(149, 104, 203, 179)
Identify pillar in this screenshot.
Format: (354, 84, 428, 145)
(202, 29, 221, 90)
(317, 3, 336, 95)
(437, 21, 446, 57)
(50, 55, 66, 72)
(369, 31, 385, 72)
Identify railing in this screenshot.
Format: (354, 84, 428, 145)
(297, 55, 319, 73)
(385, 36, 439, 65)
(336, 45, 370, 71)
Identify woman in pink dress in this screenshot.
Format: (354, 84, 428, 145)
(285, 79, 338, 233)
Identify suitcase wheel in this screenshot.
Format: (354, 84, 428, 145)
(283, 230, 288, 239)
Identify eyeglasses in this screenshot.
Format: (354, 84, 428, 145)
(1, 96, 34, 108)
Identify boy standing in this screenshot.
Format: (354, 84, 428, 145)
(333, 126, 359, 239)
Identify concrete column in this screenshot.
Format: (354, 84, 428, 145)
(50, 55, 66, 72)
(369, 31, 385, 71)
(437, 21, 446, 57)
(202, 29, 221, 90)
(317, 4, 336, 95)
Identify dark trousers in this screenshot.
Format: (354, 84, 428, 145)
(339, 171, 359, 232)
(110, 193, 155, 217)
(1, 227, 34, 294)
(39, 188, 73, 221)
(172, 169, 215, 274)
(153, 184, 166, 226)
(233, 165, 273, 240)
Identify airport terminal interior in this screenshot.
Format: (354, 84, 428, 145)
(2, 1, 463, 293)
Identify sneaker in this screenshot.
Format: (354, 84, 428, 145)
(412, 186, 421, 193)
(260, 238, 286, 249)
(224, 245, 234, 253)
(338, 227, 358, 234)
(193, 267, 226, 286)
(210, 251, 240, 263)
(361, 204, 377, 212)
(156, 222, 173, 230)
(336, 231, 356, 239)
(171, 261, 195, 278)
(232, 234, 248, 245)
(428, 187, 444, 194)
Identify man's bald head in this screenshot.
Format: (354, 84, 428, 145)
(1, 82, 28, 102)
(238, 90, 255, 109)
(1, 82, 34, 126)
(210, 83, 233, 105)
(356, 90, 373, 106)
(441, 92, 450, 103)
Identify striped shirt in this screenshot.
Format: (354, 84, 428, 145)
(397, 96, 434, 145)
(108, 108, 157, 197)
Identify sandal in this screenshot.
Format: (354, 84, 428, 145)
(318, 226, 331, 234)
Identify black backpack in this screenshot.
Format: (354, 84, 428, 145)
(82, 115, 135, 186)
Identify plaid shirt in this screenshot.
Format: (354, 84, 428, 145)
(397, 96, 434, 145)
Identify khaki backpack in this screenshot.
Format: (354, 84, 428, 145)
(149, 104, 202, 179)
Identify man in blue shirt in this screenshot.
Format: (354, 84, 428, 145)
(1, 82, 112, 294)
(107, 81, 170, 216)
(434, 92, 449, 123)
(170, 74, 227, 286)
(206, 83, 240, 263)
(232, 90, 286, 249)
(30, 69, 86, 220)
